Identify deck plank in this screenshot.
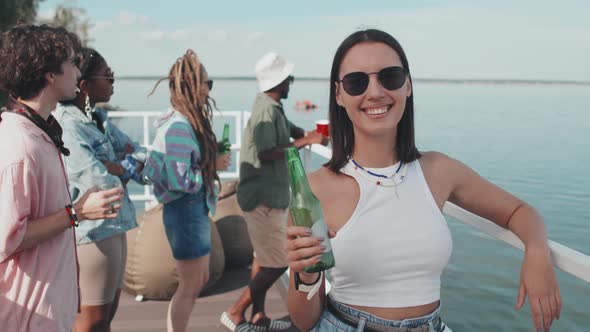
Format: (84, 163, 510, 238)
(112, 268, 300, 331)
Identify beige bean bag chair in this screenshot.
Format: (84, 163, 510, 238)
(211, 181, 254, 269)
(123, 204, 225, 300)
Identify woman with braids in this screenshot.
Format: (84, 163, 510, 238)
(144, 49, 231, 332)
(54, 47, 147, 332)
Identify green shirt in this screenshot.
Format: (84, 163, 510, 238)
(237, 93, 298, 211)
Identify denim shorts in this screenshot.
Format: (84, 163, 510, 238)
(311, 297, 450, 332)
(163, 190, 210, 260)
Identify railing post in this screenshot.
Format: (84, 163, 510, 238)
(303, 146, 312, 172)
(143, 114, 151, 210)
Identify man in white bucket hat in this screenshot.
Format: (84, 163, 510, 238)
(255, 52, 295, 93)
(220, 52, 327, 332)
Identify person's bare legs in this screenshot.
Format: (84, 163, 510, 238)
(167, 255, 210, 332)
(74, 303, 114, 332)
(224, 256, 260, 324)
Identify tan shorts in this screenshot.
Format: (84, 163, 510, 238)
(244, 205, 288, 268)
(77, 233, 127, 305)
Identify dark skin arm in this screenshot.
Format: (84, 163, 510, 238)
(290, 126, 305, 140)
(101, 160, 125, 177)
(257, 127, 327, 162)
(100, 159, 144, 185)
(100, 160, 130, 185)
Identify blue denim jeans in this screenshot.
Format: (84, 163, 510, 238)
(311, 297, 450, 332)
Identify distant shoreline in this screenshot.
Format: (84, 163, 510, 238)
(116, 76, 590, 86)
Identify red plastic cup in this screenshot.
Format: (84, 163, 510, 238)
(316, 120, 330, 137)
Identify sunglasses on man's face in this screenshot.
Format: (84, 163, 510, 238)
(205, 80, 214, 91)
(338, 66, 406, 96)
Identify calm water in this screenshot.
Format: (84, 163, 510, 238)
(110, 79, 589, 331)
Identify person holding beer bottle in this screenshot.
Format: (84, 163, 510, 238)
(218, 122, 231, 154)
(285, 29, 560, 332)
(220, 52, 328, 332)
(285, 147, 334, 301)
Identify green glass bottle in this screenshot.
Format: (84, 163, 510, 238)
(285, 146, 335, 273)
(218, 123, 231, 153)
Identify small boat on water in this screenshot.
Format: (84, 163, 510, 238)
(295, 100, 318, 111)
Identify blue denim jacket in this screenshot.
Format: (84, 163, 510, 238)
(54, 104, 145, 244)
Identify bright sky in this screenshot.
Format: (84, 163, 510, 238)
(39, 0, 590, 81)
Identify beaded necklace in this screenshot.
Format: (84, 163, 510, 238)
(350, 158, 408, 197)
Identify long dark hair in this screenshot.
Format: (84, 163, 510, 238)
(150, 50, 219, 193)
(325, 29, 420, 173)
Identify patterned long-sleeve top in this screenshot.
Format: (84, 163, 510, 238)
(143, 109, 218, 215)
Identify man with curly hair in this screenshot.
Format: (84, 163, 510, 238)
(0, 24, 124, 332)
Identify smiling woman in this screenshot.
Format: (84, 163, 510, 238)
(285, 29, 562, 332)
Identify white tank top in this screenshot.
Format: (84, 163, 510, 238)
(327, 159, 453, 308)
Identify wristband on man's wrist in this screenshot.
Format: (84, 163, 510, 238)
(65, 204, 79, 227)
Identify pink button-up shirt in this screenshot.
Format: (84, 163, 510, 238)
(0, 113, 78, 332)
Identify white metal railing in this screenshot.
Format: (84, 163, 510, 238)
(111, 110, 590, 285)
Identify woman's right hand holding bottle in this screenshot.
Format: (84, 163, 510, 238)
(286, 225, 336, 282)
(216, 153, 231, 171)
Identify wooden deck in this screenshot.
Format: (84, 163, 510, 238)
(112, 268, 300, 332)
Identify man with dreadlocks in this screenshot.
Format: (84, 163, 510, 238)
(0, 24, 124, 332)
(220, 52, 328, 332)
(143, 49, 231, 332)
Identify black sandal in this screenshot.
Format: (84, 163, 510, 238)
(250, 317, 292, 332)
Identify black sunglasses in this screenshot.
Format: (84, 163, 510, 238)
(338, 66, 406, 96)
(205, 80, 213, 91)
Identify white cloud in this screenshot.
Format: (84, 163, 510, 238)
(91, 20, 114, 33)
(208, 29, 229, 42)
(245, 32, 264, 44)
(37, 9, 55, 21)
(143, 30, 165, 41)
(117, 10, 148, 26)
(170, 29, 192, 41)
(87, 10, 148, 36)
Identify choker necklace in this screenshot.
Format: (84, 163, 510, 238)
(350, 159, 408, 197)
